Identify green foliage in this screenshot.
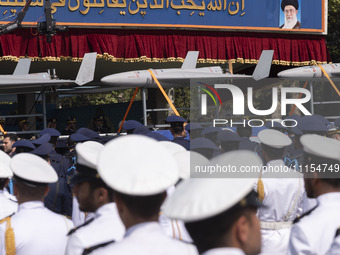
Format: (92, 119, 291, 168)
(60, 89, 142, 108)
(327, 0, 340, 62)
(174, 87, 190, 119)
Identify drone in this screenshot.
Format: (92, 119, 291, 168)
(0, 0, 68, 43)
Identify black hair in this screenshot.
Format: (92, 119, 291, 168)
(302, 130, 327, 136)
(89, 178, 115, 202)
(170, 122, 184, 135)
(126, 130, 134, 135)
(261, 144, 285, 160)
(14, 178, 47, 200)
(185, 206, 256, 254)
(4, 134, 18, 142)
(115, 191, 165, 219)
(303, 154, 340, 186)
(236, 126, 252, 138)
(67, 136, 76, 149)
(49, 136, 58, 146)
(15, 147, 34, 154)
(0, 178, 8, 190)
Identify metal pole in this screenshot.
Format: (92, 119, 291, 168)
(215, 93, 219, 119)
(42, 91, 47, 129)
(142, 88, 147, 126)
(310, 82, 314, 115)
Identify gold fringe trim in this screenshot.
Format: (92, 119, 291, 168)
(257, 178, 265, 202)
(0, 216, 15, 255)
(0, 53, 330, 66)
(327, 130, 340, 136)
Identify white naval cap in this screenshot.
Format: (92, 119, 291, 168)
(158, 140, 186, 154)
(71, 141, 105, 185)
(10, 153, 57, 185)
(258, 129, 292, 148)
(173, 151, 210, 180)
(300, 134, 340, 161)
(163, 150, 262, 222)
(98, 135, 179, 196)
(0, 150, 12, 178)
(76, 141, 104, 169)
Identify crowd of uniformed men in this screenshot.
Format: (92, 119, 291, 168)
(0, 113, 340, 255)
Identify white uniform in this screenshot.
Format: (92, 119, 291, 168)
(91, 222, 198, 255)
(159, 213, 192, 243)
(0, 201, 73, 255)
(202, 248, 245, 255)
(327, 231, 340, 255)
(3, 188, 17, 202)
(302, 193, 318, 212)
(288, 192, 340, 255)
(0, 189, 17, 220)
(255, 159, 305, 255)
(65, 202, 125, 255)
(159, 186, 193, 243)
(72, 196, 95, 227)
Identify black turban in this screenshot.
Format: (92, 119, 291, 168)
(281, 0, 299, 11)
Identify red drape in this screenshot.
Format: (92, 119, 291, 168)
(0, 28, 331, 65)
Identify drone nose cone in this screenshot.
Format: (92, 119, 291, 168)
(277, 69, 302, 78)
(101, 72, 133, 86)
(101, 71, 151, 87)
(277, 67, 316, 78)
(101, 74, 119, 84)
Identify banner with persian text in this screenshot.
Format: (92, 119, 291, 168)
(0, 0, 326, 33)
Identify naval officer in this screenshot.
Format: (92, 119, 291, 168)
(0, 150, 17, 220)
(64, 134, 96, 227)
(29, 142, 73, 219)
(0, 153, 73, 255)
(293, 115, 330, 212)
(163, 150, 263, 255)
(255, 129, 305, 255)
(166, 115, 190, 150)
(65, 141, 125, 255)
(91, 135, 198, 254)
(158, 150, 209, 243)
(40, 128, 67, 177)
(288, 134, 340, 255)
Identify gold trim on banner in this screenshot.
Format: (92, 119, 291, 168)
(0, 54, 330, 66)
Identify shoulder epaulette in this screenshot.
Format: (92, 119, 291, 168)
(82, 240, 115, 255)
(293, 205, 318, 224)
(8, 198, 17, 203)
(67, 218, 94, 236)
(179, 239, 194, 245)
(335, 227, 340, 238)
